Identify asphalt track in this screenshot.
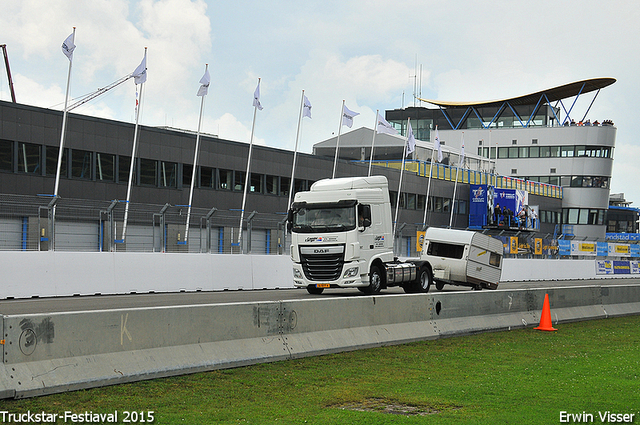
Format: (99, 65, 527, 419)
(1, 277, 638, 315)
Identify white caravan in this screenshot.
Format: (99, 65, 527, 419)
(287, 176, 502, 294)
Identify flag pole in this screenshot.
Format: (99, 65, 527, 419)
(184, 64, 209, 244)
(53, 27, 75, 199)
(332, 100, 345, 179)
(288, 90, 306, 209)
(449, 132, 464, 228)
(238, 78, 260, 251)
(422, 129, 436, 227)
(393, 117, 410, 246)
(367, 109, 378, 177)
(121, 47, 147, 243)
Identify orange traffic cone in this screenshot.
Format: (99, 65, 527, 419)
(534, 293, 557, 332)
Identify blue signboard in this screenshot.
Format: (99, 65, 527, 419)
(469, 184, 489, 229)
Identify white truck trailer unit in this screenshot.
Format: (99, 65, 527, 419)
(287, 176, 502, 294)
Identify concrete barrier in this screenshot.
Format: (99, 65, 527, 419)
(2, 283, 640, 399)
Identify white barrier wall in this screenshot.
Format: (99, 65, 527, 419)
(0, 252, 293, 299)
(501, 258, 639, 281)
(0, 252, 638, 299)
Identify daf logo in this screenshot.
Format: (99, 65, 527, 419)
(314, 248, 329, 253)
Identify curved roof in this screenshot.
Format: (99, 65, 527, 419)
(418, 78, 616, 108)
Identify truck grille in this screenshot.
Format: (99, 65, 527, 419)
(299, 245, 345, 282)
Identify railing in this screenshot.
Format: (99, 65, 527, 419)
(362, 160, 563, 199)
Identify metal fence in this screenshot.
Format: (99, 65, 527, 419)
(0, 194, 289, 254)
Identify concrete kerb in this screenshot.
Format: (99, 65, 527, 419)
(2, 284, 640, 399)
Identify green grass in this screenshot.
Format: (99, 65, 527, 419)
(1, 316, 639, 424)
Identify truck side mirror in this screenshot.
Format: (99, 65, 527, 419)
(287, 209, 293, 232)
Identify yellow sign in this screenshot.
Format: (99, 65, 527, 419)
(510, 236, 518, 254)
(416, 231, 426, 252)
(615, 245, 630, 254)
(535, 238, 543, 255)
(579, 243, 596, 253)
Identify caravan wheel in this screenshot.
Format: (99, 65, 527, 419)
(435, 282, 445, 291)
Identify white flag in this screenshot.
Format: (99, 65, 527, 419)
(434, 126, 443, 163)
(132, 52, 147, 85)
(197, 68, 210, 97)
(61, 32, 76, 61)
(407, 121, 416, 154)
(253, 80, 263, 110)
(376, 113, 398, 135)
(303, 95, 312, 119)
(341, 104, 359, 128)
(460, 134, 465, 166)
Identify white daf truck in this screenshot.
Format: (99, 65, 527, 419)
(287, 176, 502, 294)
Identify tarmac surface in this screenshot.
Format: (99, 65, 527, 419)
(1, 278, 638, 315)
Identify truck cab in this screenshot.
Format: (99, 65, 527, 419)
(288, 176, 429, 295)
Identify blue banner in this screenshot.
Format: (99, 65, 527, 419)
(469, 184, 489, 229)
(558, 240, 571, 256)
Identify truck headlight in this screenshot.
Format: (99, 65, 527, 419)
(343, 266, 359, 278)
(293, 268, 303, 279)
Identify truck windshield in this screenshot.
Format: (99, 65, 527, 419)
(291, 205, 356, 233)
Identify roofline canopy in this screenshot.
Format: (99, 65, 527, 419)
(417, 78, 616, 109)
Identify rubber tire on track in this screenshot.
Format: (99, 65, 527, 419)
(363, 265, 382, 294)
(435, 281, 445, 291)
(417, 267, 432, 293)
(306, 285, 324, 295)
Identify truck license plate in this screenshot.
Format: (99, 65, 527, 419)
(317, 284, 330, 288)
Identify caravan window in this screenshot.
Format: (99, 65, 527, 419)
(489, 252, 502, 267)
(427, 242, 464, 259)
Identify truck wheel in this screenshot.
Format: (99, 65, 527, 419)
(435, 282, 444, 291)
(417, 267, 432, 293)
(363, 265, 382, 294)
(306, 285, 324, 295)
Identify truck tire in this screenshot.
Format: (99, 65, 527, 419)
(363, 265, 382, 294)
(306, 285, 324, 295)
(417, 267, 432, 293)
(403, 266, 431, 293)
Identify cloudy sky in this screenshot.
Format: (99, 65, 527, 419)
(2, 0, 640, 203)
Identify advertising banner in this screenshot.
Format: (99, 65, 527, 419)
(469, 184, 490, 229)
(595, 260, 640, 275)
(416, 231, 425, 252)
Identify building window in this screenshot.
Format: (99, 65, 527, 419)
(160, 161, 177, 188)
(183, 164, 193, 187)
(511, 140, 517, 145)
(118, 156, 135, 184)
(280, 177, 290, 197)
(511, 169, 518, 175)
(0, 140, 13, 172)
(139, 158, 158, 186)
(250, 173, 263, 193)
(266, 175, 278, 195)
(200, 166, 215, 188)
(17, 142, 41, 174)
(406, 193, 416, 210)
(45, 147, 68, 177)
(71, 149, 92, 180)
(217, 169, 232, 190)
(234, 171, 245, 191)
(96, 153, 115, 182)
(532, 139, 538, 144)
